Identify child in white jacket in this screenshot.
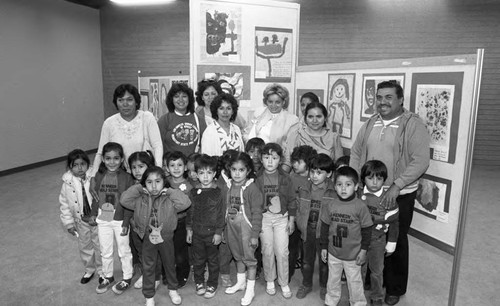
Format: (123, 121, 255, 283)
(59, 149, 102, 284)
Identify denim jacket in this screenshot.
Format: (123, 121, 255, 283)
(296, 180, 337, 241)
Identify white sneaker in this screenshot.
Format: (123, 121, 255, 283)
(134, 276, 143, 289)
(266, 281, 276, 295)
(225, 282, 246, 294)
(241, 287, 255, 306)
(281, 285, 292, 299)
(145, 297, 155, 306)
(169, 290, 182, 305)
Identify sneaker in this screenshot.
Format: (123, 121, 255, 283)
(112, 279, 131, 295)
(266, 281, 276, 295)
(196, 283, 206, 296)
(169, 290, 182, 305)
(145, 297, 155, 306)
(221, 274, 232, 287)
(296, 285, 312, 299)
(96, 276, 114, 294)
(134, 276, 143, 289)
(281, 285, 292, 299)
(204, 286, 216, 299)
(320, 287, 327, 300)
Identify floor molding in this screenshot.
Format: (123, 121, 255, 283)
(409, 227, 455, 255)
(0, 148, 97, 177)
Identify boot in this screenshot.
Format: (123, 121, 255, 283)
(225, 273, 246, 294)
(241, 279, 255, 306)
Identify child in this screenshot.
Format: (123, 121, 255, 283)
(165, 151, 193, 288)
(320, 166, 373, 306)
(186, 154, 225, 299)
(255, 143, 296, 299)
(223, 152, 264, 306)
(334, 155, 350, 171)
(127, 151, 156, 289)
(245, 137, 265, 173)
(59, 149, 102, 284)
(288, 145, 317, 283)
(121, 166, 191, 306)
(162, 152, 171, 178)
(295, 153, 333, 300)
(89, 142, 135, 294)
(186, 153, 201, 185)
(360, 160, 399, 306)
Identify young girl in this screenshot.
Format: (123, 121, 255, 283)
(59, 149, 102, 284)
(121, 166, 191, 306)
(127, 151, 155, 289)
(224, 152, 264, 306)
(90, 142, 135, 295)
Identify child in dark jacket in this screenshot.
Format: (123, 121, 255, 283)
(186, 154, 225, 299)
(121, 166, 191, 306)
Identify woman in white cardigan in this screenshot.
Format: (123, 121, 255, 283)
(201, 93, 244, 156)
(91, 84, 163, 175)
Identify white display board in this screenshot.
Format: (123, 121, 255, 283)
(296, 53, 482, 253)
(189, 0, 300, 122)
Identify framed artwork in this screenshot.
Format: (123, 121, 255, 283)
(414, 174, 452, 223)
(327, 73, 355, 139)
(149, 79, 159, 120)
(140, 90, 149, 112)
(197, 64, 251, 100)
(158, 78, 169, 118)
(254, 27, 293, 83)
(410, 72, 463, 164)
(360, 74, 405, 121)
(200, 2, 241, 63)
(296, 89, 324, 117)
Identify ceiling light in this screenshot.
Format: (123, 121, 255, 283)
(110, 0, 176, 6)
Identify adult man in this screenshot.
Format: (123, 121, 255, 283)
(350, 81, 430, 305)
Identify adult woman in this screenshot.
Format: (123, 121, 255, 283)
(92, 84, 163, 175)
(244, 83, 298, 144)
(195, 79, 222, 127)
(201, 93, 244, 156)
(282, 101, 343, 172)
(158, 83, 207, 156)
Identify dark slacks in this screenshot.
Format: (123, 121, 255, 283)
(174, 216, 190, 284)
(288, 226, 302, 282)
(192, 231, 220, 288)
(383, 191, 416, 296)
(301, 226, 328, 288)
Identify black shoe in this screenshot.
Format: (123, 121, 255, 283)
(385, 295, 400, 305)
(80, 272, 95, 284)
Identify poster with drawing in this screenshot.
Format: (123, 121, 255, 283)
(158, 78, 169, 118)
(327, 74, 355, 139)
(197, 65, 251, 100)
(254, 27, 293, 83)
(140, 91, 149, 113)
(360, 74, 405, 121)
(296, 89, 324, 118)
(200, 2, 241, 63)
(416, 84, 454, 163)
(410, 72, 463, 164)
(415, 174, 451, 223)
(149, 80, 160, 120)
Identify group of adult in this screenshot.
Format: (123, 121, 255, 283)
(93, 81, 346, 173)
(93, 79, 429, 306)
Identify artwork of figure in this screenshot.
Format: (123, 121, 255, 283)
(255, 32, 289, 78)
(206, 11, 228, 54)
(328, 78, 351, 136)
(364, 80, 376, 115)
(149, 81, 159, 120)
(254, 27, 293, 82)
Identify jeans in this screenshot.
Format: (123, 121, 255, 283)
(325, 253, 367, 306)
(362, 234, 386, 301)
(192, 232, 220, 288)
(384, 191, 416, 296)
(97, 219, 133, 279)
(260, 212, 289, 286)
(301, 225, 328, 288)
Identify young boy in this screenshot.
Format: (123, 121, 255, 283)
(165, 151, 193, 288)
(295, 153, 333, 300)
(245, 137, 265, 173)
(186, 153, 201, 186)
(288, 145, 318, 282)
(255, 143, 296, 299)
(186, 154, 225, 299)
(360, 160, 399, 306)
(320, 166, 373, 306)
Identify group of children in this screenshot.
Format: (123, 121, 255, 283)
(59, 138, 399, 306)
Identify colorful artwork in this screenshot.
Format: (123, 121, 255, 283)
(327, 74, 355, 139)
(197, 65, 251, 100)
(296, 89, 324, 118)
(415, 174, 451, 223)
(254, 27, 293, 83)
(361, 74, 405, 122)
(200, 2, 241, 62)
